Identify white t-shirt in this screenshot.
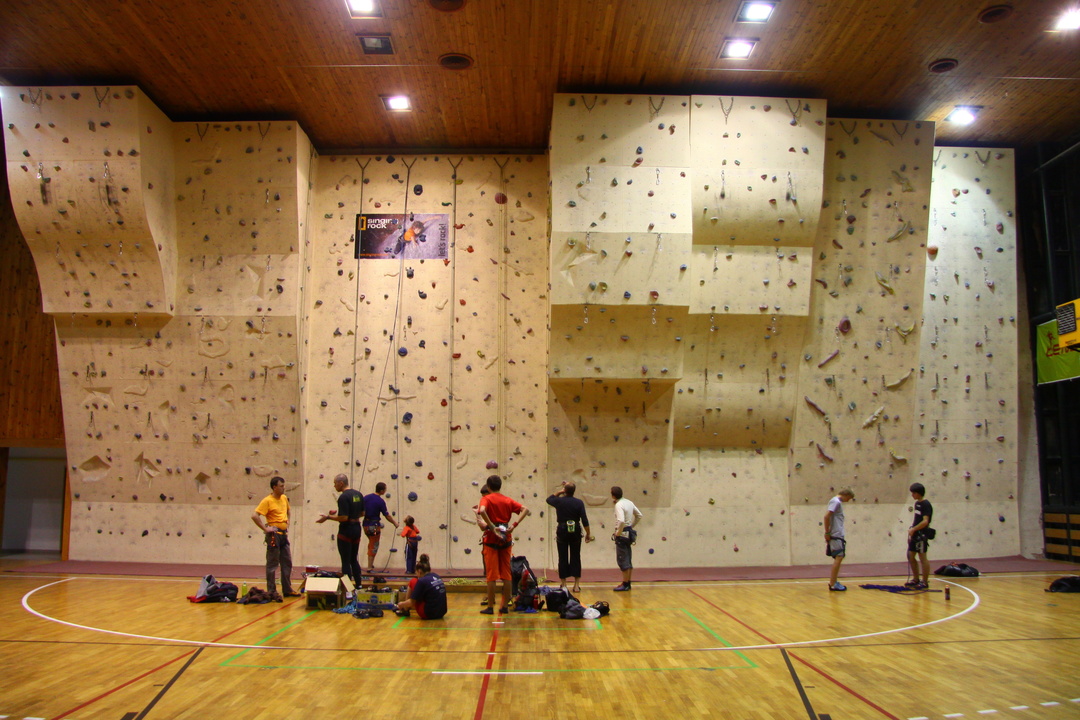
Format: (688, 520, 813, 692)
(614, 498, 642, 536)
(827, 496, 845, 538)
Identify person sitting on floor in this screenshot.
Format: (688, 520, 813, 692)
(394, 554, 447, 620)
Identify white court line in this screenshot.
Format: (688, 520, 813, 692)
(21, 579, 291, 650)
(22, 576, 980, 655)
(432, 671, 543, 675)
(698, 579, 980, 652)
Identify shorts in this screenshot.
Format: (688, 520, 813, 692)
(482, 544, 511, 582)
(825, 537, 846, 558)
(615, 539, 633, 571)
(908, 534, 929, 554)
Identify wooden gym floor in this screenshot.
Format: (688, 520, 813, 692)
(0, 559, 1078, 720)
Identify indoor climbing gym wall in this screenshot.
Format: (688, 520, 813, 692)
(549, 95, 1023, 568)
(788, 119, 935, 564)
(2, 85, 1025, 570)
(2, 87, 313, 564)
(911, 148, 1020, 558)
(302, 154, 550, 572)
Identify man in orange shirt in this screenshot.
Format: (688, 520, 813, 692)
(251, 476, 300, 599)
(476, 475, 530, 614)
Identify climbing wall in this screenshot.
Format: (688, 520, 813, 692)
(548, 94, 693, 512)
(549, 94, 834, 567)
(2, 87, 312, 563)
(2, 85, 1025, 570)
(1, 86, 176, 316)
(302, 154, 550, 571)
(909, 148, 1019, 557)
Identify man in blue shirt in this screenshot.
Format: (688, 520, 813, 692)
(363, 482, 398, 572)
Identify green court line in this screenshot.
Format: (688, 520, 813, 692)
(220, 607, 754, 672)
(221, 610, 318, 666)
(681, 609, 757, 668)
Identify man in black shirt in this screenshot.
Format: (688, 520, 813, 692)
(905, 482, 934, 590)
(545, 481, 593, 592)
(317, 474, 364, 587)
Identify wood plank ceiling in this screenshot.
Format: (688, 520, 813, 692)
(0, 0, 1077, 152)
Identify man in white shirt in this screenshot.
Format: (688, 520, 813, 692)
(610, 486, 643, 592)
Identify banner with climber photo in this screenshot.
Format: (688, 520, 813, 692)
(1037, 319, 1080, 385)
(355, 213, 450, 260)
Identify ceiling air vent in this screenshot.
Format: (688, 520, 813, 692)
(429, 0, 466, 11)
(439, 53, 474, 70)
(928, 58, 959, 74)
(978, 5, 1014, 23)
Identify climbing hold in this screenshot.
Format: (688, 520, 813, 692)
(408, 492, 418, 502)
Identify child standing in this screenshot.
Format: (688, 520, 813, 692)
(400, 516, 421, 574)
(905, 483, 934, 589)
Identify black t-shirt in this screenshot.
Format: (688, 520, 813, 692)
(411, 573, 447, 619)
(337, 488, 364, 538)
(913, 499, 933, 529)
(545, 495, 590, 537)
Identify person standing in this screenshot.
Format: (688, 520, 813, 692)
(476, 475, 530, 614)
(394, 553, 447, 620)
(362, 482, 399, 572)
(905, 483, 934, 590)
(251, 476, 300, 599)
(546, 481, 593, 592)
(824, 487, 855, 592)
(316, 474, 364, 588)
(610, 486, 642, 592)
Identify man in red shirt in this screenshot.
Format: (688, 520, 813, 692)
(475, 475, 530, 614)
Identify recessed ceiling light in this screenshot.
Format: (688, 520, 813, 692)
(736, 2, 777, 23)
(1054, 9, 1080, 30)
(945, 106, 981, 125)
(720, 38, 757, 59)
(358, 34, 394, 54)
(382, 95, 412, 112)
(346, 0, 382, 18)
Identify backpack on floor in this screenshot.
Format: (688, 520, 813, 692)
(543, 587, 576, 613)
(510, 555, 537, 597)
(934, 563, 979, 578)
(188, 574, 239, 603)
(511, 556, 543, 611)
(559, 598, 586, 619)
(1047, 576, 1080, 593)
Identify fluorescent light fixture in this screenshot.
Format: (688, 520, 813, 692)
(945, 105, 980, 125)
(382, 95, 412, 112)
(736, 2, 777, 23)
(346, 0, 382, 18)
(1054, 9, 1080, 30)
(720, 38, 757, 58)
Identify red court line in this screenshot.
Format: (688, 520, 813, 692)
(688, 589, 900, 720)
(51, 599, 303, 720)
(473, 626, 501, 720)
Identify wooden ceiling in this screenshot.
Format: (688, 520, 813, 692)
(0, 0, 1078, 152)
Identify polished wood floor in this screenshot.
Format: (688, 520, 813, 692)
(0, 560, 1078, 720)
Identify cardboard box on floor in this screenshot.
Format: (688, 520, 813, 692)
(304, 575, 354, 610)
